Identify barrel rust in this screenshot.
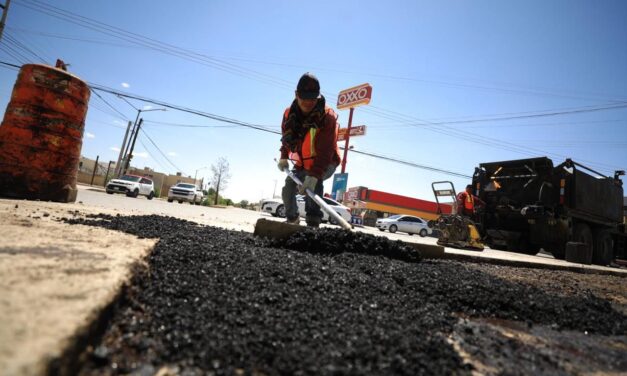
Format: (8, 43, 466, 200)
(0, 64, 90, 202)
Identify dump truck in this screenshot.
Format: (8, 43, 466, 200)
(471, 157, 626, 266)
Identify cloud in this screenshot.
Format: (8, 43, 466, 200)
(112, 120, 124, 125)
(110, 146, 120, 152)
(134, 152, 149, 159)
(121, 82, 130, 88)
(142, 105, 153, 110)
(167, 151, 177, 157)
(85, 132, 95, 139)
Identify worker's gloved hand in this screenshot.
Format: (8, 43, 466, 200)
(299, 175, 318, 195)
(277, 159, 289, 172)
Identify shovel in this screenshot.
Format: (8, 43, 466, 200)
(277, 160, 352, 230)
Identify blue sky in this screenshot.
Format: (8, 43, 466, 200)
(1, 0, 626, 203)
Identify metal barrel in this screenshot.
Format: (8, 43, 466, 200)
(0, 64, 91, 202)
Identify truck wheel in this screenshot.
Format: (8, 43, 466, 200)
(167, 198, 173, 203)
(389, 225, 398, 233)
(147, 191, 154, 200)
(127, 189, 139, 198)
(592, 229, 614, 266)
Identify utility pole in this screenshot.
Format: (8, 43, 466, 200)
(104, 160, 114, 187)
(114, 121, 132, 177)
(0, 0, 11, 43)
(123, 118, 143, 175)
(90, 155, 99, 186)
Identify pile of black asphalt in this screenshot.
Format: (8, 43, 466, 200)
(62, 214, 626, 375)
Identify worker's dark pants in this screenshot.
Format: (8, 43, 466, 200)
(282, 164, 337, 225)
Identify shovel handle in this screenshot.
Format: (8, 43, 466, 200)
(277, 161, 352, 230)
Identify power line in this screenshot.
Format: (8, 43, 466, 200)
(89, 88, 130, 120)
(13, 0, 626, 172)
(137, 138, 169, 173)
(140, 128, 185, 174)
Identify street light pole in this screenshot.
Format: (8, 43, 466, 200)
(119, 107, 165, 176)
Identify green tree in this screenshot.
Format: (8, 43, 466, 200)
(239, 200, 249, 208)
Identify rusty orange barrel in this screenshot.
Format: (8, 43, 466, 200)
(0, 64, 90, 202)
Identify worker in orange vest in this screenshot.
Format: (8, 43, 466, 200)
(456, 184, 485, 218)
(277, 73, 341, 227)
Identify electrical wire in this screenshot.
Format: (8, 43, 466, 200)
(13, 0, 626, 172)
(139, 128, 186, 174)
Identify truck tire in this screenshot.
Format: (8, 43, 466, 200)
(592, 229, 614, 266)
(147, 191, 154, 200)
(127, 189, 139, 198)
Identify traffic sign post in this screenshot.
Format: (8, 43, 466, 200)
(336, 83, 372, 174)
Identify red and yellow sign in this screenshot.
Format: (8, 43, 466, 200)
(337, 83, 372, 109)
(337, 125, 366, 142)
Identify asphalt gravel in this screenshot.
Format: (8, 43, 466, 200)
(62, 214, 627, 375)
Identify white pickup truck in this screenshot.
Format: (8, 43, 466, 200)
(167, 183, 203, 205)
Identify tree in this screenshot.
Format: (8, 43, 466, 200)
(211, 157, 231, 206)
(239, 200, 249, 208)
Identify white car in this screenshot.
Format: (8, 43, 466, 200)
(260, 195, 352, 226)
(260, 197, 285, 217)
(376, 214, 432, 237)
(168, 183, 202, 205)
(106, 174, 155, 199)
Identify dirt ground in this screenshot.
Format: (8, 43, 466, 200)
(0, 200, 156, 375)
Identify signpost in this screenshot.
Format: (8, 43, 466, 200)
(336, 83, 372, 175)
(331, 173, 348, 202)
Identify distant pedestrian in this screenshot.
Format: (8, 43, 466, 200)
(277, 73, 340, 227)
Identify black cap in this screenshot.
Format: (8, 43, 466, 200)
(296, 72, 320, 99)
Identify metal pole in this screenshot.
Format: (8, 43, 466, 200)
(104, 160, 113, 187)
(114, 121, 132, 177)
(0, 0, 11, 42)
(90, 155, 99, 186)
(340, 107, 354, 174)
(124, 118, 143, 175)
(121, 110, 141, 173)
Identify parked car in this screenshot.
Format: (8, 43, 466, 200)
(376, 214, 432, 237)
(168, 183, 202, 204)
(260, 195, 352, 226)
(106, 174, 155, 199)
(260, 197, 285, 217)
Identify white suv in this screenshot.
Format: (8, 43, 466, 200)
(168, 183, 202, 205)
(106, 174, 155, 199)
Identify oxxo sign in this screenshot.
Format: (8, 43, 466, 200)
(337, 83, 373, 109)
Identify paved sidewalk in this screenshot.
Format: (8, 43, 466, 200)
(0, 199, 156, 375)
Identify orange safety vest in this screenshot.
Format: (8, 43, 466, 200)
(286, 108, 339, 171)
(464, 192, 474, 211)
